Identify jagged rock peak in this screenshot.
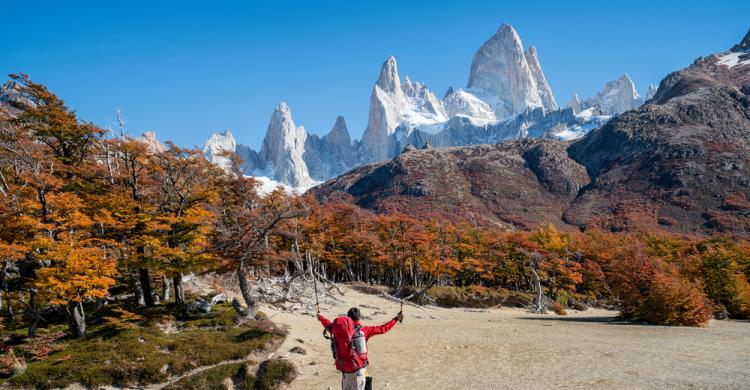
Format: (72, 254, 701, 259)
(259, 102, 312, 187)
(376, 56, 401, 93)
(525, 46, 558, 110)
(0, 80, 31, 107)
(203, 128, 237, 172)
(586, 73, 642, 116)
(467, 23, 547, 118)
(274, 101, 293, 118)
(567, 93, 582, 114)
(137, 131, 166, 153)
(325, 115, 351, 146)
(645, 84, 658, 100)
(732, 28, 750, 52)
(443, 86, 454, 99)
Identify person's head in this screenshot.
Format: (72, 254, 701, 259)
(347, 307, 361, 322)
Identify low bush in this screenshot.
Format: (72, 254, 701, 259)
(551, 302, 567, 315)
(425, 285, 532, 308)
(165, 362, 256, 390)
(638, 271, 713, 326)
(255, 358, 296, 390)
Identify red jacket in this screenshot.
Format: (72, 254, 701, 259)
(318, 314, 398, 372)
(317, 314, 398, 341)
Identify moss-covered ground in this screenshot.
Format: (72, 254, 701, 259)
(1, 301, 288, 389)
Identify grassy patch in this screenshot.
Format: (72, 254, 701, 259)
(165, 358, 295, 390)
(5, 302, 283, 389)
(165, 362, 256, 390)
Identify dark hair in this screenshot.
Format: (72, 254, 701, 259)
(347, 307, 361, 321)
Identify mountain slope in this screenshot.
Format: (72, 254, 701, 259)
(565, 33, 750, 234)
(313, 139, 588, 229)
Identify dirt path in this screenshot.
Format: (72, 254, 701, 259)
(266, 286, 750, 389)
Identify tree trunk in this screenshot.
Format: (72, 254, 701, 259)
(529, 263, 545, 313)
(133, 277, 146, 306)
(6, 289, 13, 319)
(139, 268, 155, 307)
(234, 263, 258, 319)
(64, 300, 86, 338)
(27, 290, 39, 338)
(162, 274, 170, 302)
(173, 273, 185, 305)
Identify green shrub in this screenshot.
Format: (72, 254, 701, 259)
(255, 358, 296, 390)
(165, 362, 256, 390)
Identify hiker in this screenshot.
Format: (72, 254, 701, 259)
(317, 306, 403, 390)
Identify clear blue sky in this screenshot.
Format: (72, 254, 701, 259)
(2, 1, 748, 150)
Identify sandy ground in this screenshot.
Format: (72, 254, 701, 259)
(264, 286, 750, 390)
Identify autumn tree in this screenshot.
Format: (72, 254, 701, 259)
(211, 159, 307, 318)
(149, 143, 219, 304)
(0, 74, 117, 337)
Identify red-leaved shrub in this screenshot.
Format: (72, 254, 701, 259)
(638, 270, 712, 326)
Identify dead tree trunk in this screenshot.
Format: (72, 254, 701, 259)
(64, 300, 86, 338)
(162, 274, 170, 302)
(529, 262, 545, 313)
(133, 277, 146, 306)
(139, 268, 155, 307)
(173, 272, 185, 305)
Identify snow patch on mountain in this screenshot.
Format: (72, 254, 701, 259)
(443, 88, 497, 124)
(250, 175, 316, 196)
(717, 51, 750, 68)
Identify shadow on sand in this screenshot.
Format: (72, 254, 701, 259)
(517, 316, 651, 326)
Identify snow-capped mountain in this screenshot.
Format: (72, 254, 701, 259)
(568, 74, 646, 115)
(203, 103, 358, 190)
(257, 102, 313, 188)
(465, 24, 557, 119)
(360, 56, 448, 161)
(202, 129, 236, 172)
(202, 23, 650, 191)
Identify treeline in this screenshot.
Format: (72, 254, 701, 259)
(0, 76, 748, 341)
(298, 200, 750, 325)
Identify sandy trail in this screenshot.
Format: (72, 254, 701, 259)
(265, 286, 750, 389)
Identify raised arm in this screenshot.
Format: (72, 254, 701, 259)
(317, 313, 332, 327)
(362, 317, 398, 339)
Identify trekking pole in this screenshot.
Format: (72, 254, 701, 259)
(313, 268, 320, 314)
(399, 299, 404, 323)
